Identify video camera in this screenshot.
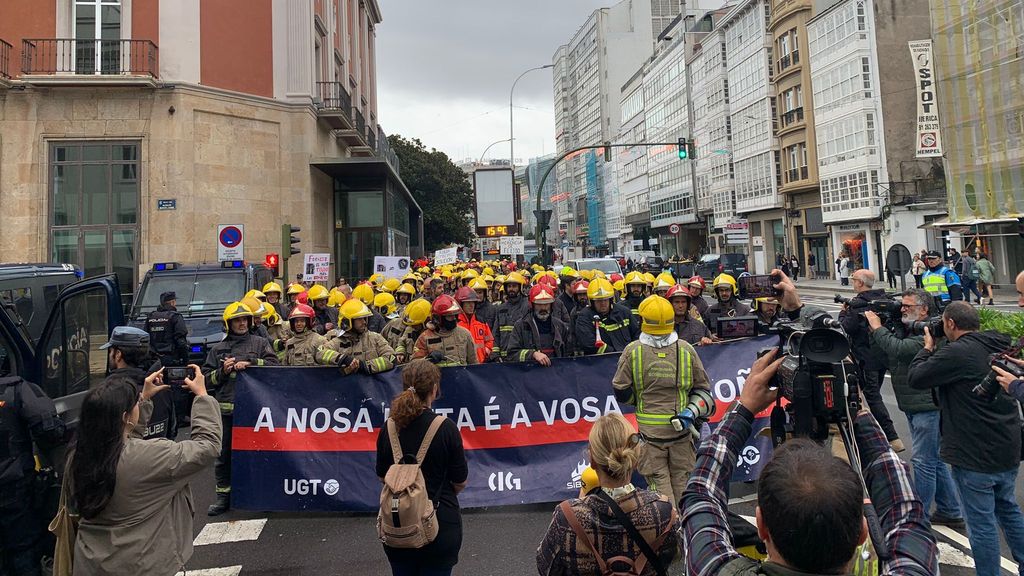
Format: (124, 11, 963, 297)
(973, 337, 1024, 400)
(835, 293, 904, 333)
(761, 309, 859, 441)
(906, 317, 944, 339)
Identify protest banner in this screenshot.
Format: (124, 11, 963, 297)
(231, 336, 775, 511)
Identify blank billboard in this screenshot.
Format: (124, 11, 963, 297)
(474, 168, 515, 227)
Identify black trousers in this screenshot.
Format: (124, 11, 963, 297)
(214, 413, 233, 492)
(0, 478, 42, 576)
(861, 367, 899, 441)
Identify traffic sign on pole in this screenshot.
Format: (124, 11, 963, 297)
(669, 223, 680, 235)
(218, 224, 244, 261)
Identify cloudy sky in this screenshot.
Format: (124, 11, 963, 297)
(375, 0, 610, 165)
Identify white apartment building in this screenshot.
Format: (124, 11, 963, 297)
(722, 0, 784, 264)
(552, 0, 683, 256)
(616, 71, 652, 253)
(807, 0, 886, 271)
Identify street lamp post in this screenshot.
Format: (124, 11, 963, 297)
(479, 138, 513, 164)
(510, 64, 553, 246)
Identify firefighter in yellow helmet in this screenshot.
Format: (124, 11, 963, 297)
(394, 298, 432, 363)
(240, 296, 270, 340)
(469, 277, 496, 326)
(285, 283, 306, 311)
(623, 272, 648, 314)
(490, 271, 530, 361)
(612, 295, 714, 508)
(652, 272, 675, 298)
(380, 277, 401, 294)
(395, 282, 416, 311)
(263, 281, 288, 318)
(373, 292, 399, 320)
(262, 304, 289, 341)
(573, 278, 639, 355)
(706, 274, 751, 336)
(202, 302, 279, 516)
(306, 284, 339, 335)
(352, 282, 387, 333)
(327, 290, 347, 309)
(244, 289, 266, 302)
(319, 299, 396, 375)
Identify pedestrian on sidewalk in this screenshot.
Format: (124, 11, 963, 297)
(838, 254, 851, 286)
(960, 252, 983, 304)
(975, 253, 996, 305)
(808, 253, 817, 279)
(790, 255, 799, 282)
(912, 253, 926, 288)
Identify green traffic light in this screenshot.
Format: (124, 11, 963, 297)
(678, 147, 688, 160)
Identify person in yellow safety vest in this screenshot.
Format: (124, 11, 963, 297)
(623, 272, 647, 314)
(612, 295, 714, 509)
(394, 298, 432, 364)
(921, 249, 964, 304)
(490, 272, 530, 361)
(573, 278, 639, 355)
(273, 304, 331, 366)
(319, 299, 396, 375)
(262, 304, 289, 342)
(202, 301, 279, 516)
(413, 294, 479, 366)
(263, 281, 288, 318)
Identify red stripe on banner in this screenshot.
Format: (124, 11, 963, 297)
(232, 413, 639, 453)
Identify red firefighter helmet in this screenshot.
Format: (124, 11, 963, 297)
(288, 304, 315, 324)
(609, 273, 624, 284)
(454, 286, 480, 303)
(295, 292, 309, 306)
(665, 284, 692, 301)
(687, 275, 706, 290)
(537, 275, 558, 289)
(431, 294, 462, 316)
(571, 280, 590, 295)
(529, 284, 556, 306)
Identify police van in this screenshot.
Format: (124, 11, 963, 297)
(0, 263, 125, 430)
(127, 261, 276, 362)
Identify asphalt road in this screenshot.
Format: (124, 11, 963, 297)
(178, 296, 1021, 576)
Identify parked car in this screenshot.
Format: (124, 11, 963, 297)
(128, 261, 276, 363)
(666, 260, 697, 279)
(695, 253, 748, 279)
(565, 258, 623, 276)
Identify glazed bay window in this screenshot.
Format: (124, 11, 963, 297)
(50, 142, 139, 307)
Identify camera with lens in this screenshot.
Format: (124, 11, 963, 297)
(906, 317, 945, 338)
(834, 294, 903, 328)
(973, 354, 1024, 401)
(163, 365, 195, 387)
(761, 309, 859, 440)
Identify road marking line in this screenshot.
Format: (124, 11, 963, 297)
(728, 493, 758, 505)
(193, 518, 267, 546)
(937, 542, 975, 568)
(174, 566, 242, 576)
(934, 525, 1019, 574)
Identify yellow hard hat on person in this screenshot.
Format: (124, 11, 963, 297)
(402, 298, 432, 327)
(504, 271, 527, 285)
(381, 277, 401, 293)
(245, 289, 266, 301)
(753, 296, 779, 311)
(713, 273, 738, 294)
(580, 269, 595, 281)
(579, 466, 600, 498)
(368, 273, 385, 287)
(469, 277, 488, 291)
(340, 298, 373, 321)
(222, 301, 254, 329)
(327, 291, 346, 308)
(593, 270, 607, 280)
(624, 271, 646, 286)
(638, 295, 675, 336)
(307, 284, 329, 302)
(655, 272, 675, 288)
(374, 292, 398, 316)
(286, 283, 306, 296)
(397, 282, 417, 296)
(483, 266, 495, 276)
(613, 279, 625, 295)
(263, 305, 282, 326)
(262, 281, 283, 296)
(560, 267, 579, 281)
(532, 272, 545, 285)
(462, 269, 480, 281)
(351, 283, 375, 305)
(587, 278, 615, 300)
(642, 272, 656, 285)
(481, 274, 494, 286)
(494, 274, 506, 286)
(240, 296, 267, 317)
(402, 272, 418, 284)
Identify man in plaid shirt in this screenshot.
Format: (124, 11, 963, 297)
(680, 275, 938, 576)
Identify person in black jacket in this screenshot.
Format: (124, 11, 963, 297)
(573, 279, 638, 355)
(838, 269, 903, 450)
(102, 326, 176, 440)
(0, 371, 66, 576)
(145, 291, 189, 366)
(376, 360, 468, 576)
(909, 301, 1024, 576)
(508, 284, 569, 365)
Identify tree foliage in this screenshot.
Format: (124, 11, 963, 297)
(389, 135, 474, 251)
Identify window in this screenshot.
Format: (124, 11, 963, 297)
(820, 169, 880, 214)
(814, 113, 878, 167)
(50, 142, 139, 308)
(811, 57, 873, 114)
(74, 0, 122, 74)
(808, 0, 868, 57)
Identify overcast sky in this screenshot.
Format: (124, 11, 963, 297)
(375, 0, 610, 165)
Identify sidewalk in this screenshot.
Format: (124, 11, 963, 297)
(791, 275, 1019, 306)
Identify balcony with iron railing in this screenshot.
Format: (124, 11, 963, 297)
(21, 39, 158, 85)
(0, 39, 12, 82)
(316, 81, 353, 129)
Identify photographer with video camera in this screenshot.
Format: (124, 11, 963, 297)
(864, 290, 964, 529)
(908, 301, 1024, 576)
(838, 270, 904, 452)
(990, 271, 1024, 400)
(681, 331, 938, 574)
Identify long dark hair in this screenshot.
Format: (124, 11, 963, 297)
(70, 376, 138, 519)
(389, 360, 440, 429)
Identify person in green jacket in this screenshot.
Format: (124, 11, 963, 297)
(975, 252, 996, 305)
(865, 288, 964, 528)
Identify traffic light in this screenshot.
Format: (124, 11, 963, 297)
(282, 224, 301, 256)
(603, 141, 612, 162)
(677, 137, 689, 160)
(265, 253, 280, 277)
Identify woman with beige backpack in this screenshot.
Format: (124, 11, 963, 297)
(375, 360, 468, 576)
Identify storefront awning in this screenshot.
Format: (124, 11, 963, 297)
(310, 156, 422, 215)
(918, 217, 1018, 229)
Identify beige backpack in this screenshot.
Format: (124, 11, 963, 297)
(377, 415, 445, 548)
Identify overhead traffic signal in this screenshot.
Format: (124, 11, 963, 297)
(603, 141, 612, 162)
(677, 137, 690, 160)
(282, 224, 301, 256)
